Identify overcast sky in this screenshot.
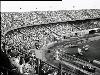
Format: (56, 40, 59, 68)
(1, 0, 100, 12)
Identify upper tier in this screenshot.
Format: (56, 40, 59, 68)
(1, 9, 100, 35)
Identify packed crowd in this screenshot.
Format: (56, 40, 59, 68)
(1, 9, 100, 35)
(4, 23, 78, 53)
(1, 11, 100, 49)
(3, 19, 100, 63)
(1, 10, 100, 75)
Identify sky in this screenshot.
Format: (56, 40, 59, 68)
(1, 0, 100, 12)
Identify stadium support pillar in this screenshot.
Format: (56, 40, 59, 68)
(38, 58, 41, 75)
(58, 63, 62, 75)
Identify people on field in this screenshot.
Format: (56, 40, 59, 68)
(83, 45, 89, 51)
(78, 48, 83, 55)
(55, 50, 60, 60)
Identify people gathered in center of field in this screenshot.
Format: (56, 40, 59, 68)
(78, 45, 89, 55)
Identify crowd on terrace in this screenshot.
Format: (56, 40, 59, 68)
(1, 10, 100, 61)
(2, 18, 99, 54)
(1, 9, 100, 35)
(1, 10, 100, 75)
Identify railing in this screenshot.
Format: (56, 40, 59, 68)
(34, 57, 90, 75)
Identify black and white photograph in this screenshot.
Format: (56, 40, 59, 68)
(1, 1, 100, 75)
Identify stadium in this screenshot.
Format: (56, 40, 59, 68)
(1, 9, 100, 75)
